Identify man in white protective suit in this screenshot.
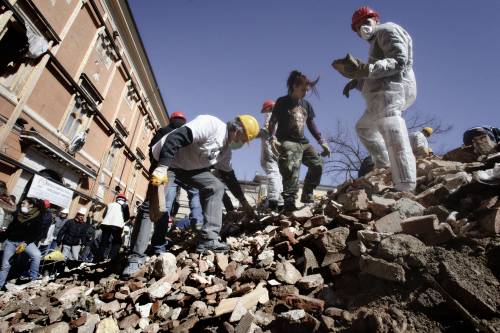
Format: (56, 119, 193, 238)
(259, 100, 283, 212)
(340, 6, 417, 192)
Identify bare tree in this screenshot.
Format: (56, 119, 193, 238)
(324, 110, 453, 184)
(404, 110, 453, 136)
(323, 120, 368, 184)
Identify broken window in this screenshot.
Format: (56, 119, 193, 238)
(0, 14, 47, 96)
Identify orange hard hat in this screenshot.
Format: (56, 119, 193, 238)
(261, 100, 275, 113)
(170, 111, 186, 121)
(352, 6, 379, 31)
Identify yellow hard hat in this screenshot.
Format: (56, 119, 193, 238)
(422, 127, 433, 136)
(237, 115, 260, 142)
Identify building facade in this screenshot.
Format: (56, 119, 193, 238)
(0, 0, 168, 218)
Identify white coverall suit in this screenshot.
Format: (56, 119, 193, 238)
(355, 22, 417, 191)
(260, 113, 283, 205)
(409, 131, 429, 157)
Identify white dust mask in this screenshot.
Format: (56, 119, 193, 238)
(359, 25, 374, 40)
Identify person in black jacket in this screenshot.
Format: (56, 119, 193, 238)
(57, 207, 89, 261)
(0, 197, 45, 288)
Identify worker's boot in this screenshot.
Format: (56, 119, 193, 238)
(283, 197, 298, 212)
(300, 190, 314, 204)
(268, 200, 279, 212)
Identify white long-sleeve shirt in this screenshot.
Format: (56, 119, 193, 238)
(409, 131, 429, 156)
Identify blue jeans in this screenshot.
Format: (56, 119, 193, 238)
(127, 170, 204, 263)
(165, 171, 203, 226)
(0, 240, 41, 287)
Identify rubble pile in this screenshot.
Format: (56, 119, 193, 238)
(0, 155, 499, 333)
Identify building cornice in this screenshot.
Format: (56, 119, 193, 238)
(101, 0, 169, 127)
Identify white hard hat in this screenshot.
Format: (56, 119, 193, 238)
(77, 207, 87, 215)
(61, 208, 69, 214)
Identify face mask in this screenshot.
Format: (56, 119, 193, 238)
(229, 140, 244, 150)
(359, 25, 374, 40)
(21, 206, 29, 214)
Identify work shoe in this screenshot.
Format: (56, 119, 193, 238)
(300, 194, 314, 204)
(282, 196, 299, 212)
(196, 239, 228, 253)
(268, 200, 279, 212)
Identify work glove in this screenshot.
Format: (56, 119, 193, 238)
(16, 242, 26, 254)
(150, 165, 169, 186)
(320, 142, 332, 157)
(241, 199, 256, 219)
(343, 79, 358, 98)
(332, 53, 370, 79)
(270, 137, 282, 157)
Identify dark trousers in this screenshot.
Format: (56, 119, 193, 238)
(97, 225, 123, 261)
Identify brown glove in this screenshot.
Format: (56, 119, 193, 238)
(332, 54, 370, 79)
(343, 79, 358, 98)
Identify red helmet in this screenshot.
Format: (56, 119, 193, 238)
(43, 200, 50, 209)
(351, 6, 379, 31)
(261, 100, 275, 113)
(116, 193, 127, 201)
(170, 111, 186, 121)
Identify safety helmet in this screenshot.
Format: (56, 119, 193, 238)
(236, 115, 260, 142)
(43, 200, 50, 209)
(116, 193, 127, 201)
(351, 6, 380, 31)
(61, 208, 69, 214)
(170, 111, 186, 121)
(422, 127, 433, 136)
(261, 100, 275, 113)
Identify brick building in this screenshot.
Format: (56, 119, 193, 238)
(0, 0, 168, 218)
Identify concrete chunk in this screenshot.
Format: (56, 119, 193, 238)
(359, 255, 406, 283)
(374, 211, 403, 233)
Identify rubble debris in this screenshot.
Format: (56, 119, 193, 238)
(0, 154, 499, 332)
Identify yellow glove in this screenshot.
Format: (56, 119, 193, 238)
(320, 142, 331, 157)
(16, 243, 26, 254)
(150, 165, 169, 186)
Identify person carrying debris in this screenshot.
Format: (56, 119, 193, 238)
(259, 100, 283, 212)
(268, 70, 331, 212)
(56, 207, 89, 261)
(96, 193, 130, 262)
(334, 6, 417, 192)
(150, 114, 258, 251)
(463, 126, 500, 157)
(0, 198, 45, 288)
(122, 112, 203, 276)
(410, 127, 433, 158)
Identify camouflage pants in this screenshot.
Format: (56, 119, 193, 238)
(278, 141, 323, 202)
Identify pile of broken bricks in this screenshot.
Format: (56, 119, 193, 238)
(0, 153, 499, 333)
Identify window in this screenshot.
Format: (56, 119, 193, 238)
(0, 22, 34, 96)
(62, 96, 85, 139)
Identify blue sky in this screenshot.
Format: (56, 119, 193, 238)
(129, 1, 500, 185)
